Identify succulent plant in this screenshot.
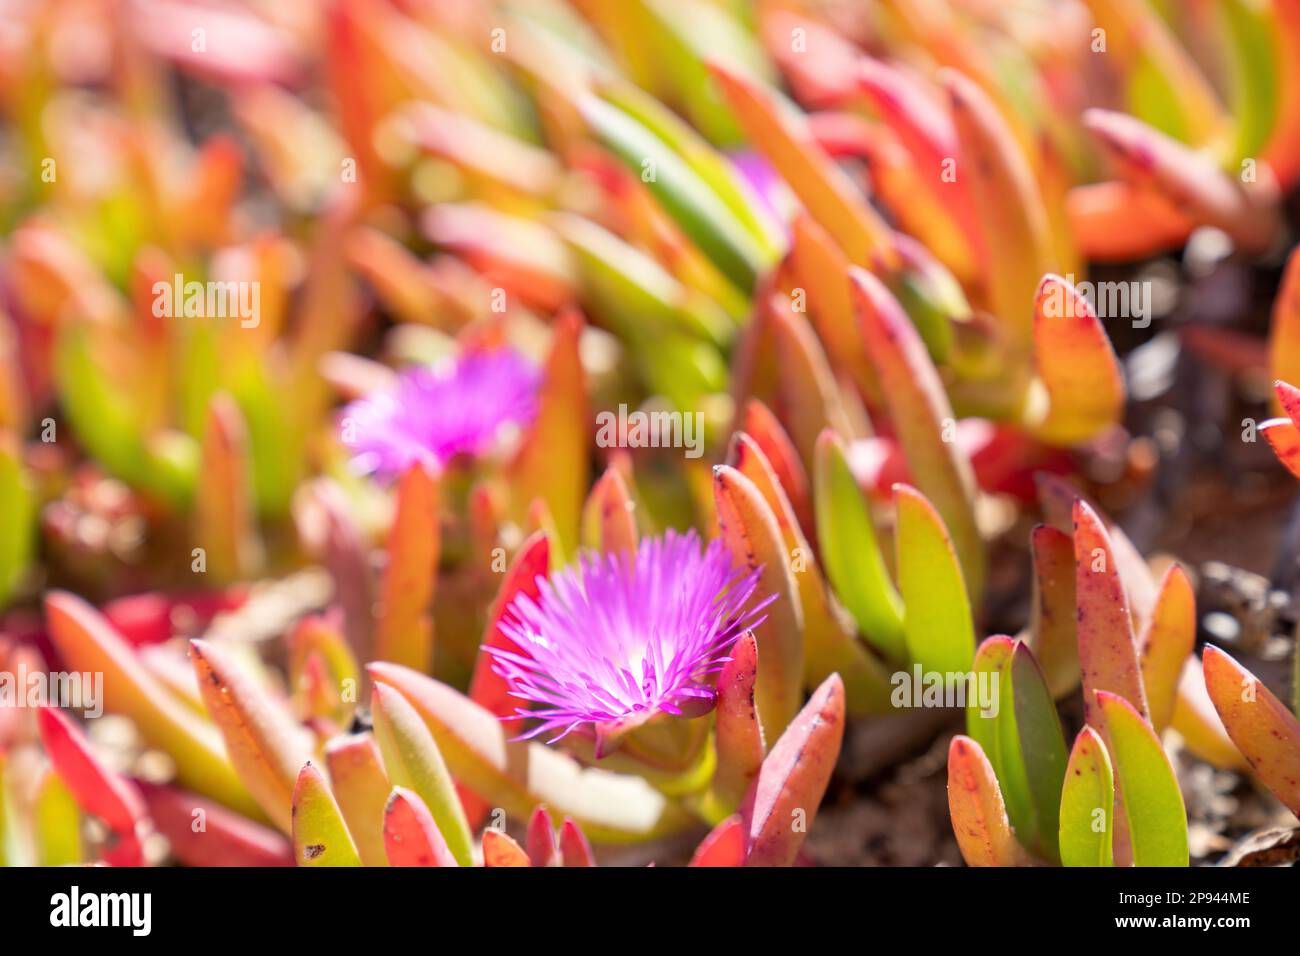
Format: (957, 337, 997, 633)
(0, 0, 1299, 871)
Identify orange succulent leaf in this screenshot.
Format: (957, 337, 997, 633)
(373, 463, 440, 673)
(1083, 108, 1280, 254)
(743, 673, 844, 867)
(190, 639, 314, 834)
(1201, 645, 1300, 815)
(1138, 566, 1196, 734)
(1073, 500, 1150, 729)
(482, 829, 530, 867)
(1029, 274, 1125, 446)
(383, 786, 458, 868)
(689, 814, 746, 867)
(946, 735, 1031, 867)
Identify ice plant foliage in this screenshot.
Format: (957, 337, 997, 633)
(340, 349, 540, 478)
(488, 530, 770, 742)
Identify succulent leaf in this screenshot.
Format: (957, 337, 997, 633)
(946, 735, 1031, 867)
(743, 673, 844, 867)
(1095, 691, 1189, 867)
(1073, 500, 1150, 728)
(383, 786, 457, 867)
(895, 482, 975, 677)
(1201, 645, 1300, 815)
(44, 593, 258, 819)
(370, 682, 475, 867)
(292, 762, 361, 867)
(369, 662, 695, 842)
(324, 733, 392, 867)
(373, 462, 439, 673)
(852, 269, 983, 599)
(190, 639, 313, 834)
(1138, 566, 1196, 734)
(813, 430, 906, 662)
(712, 464, 805, 739)
(1058, 726, 1115, 868)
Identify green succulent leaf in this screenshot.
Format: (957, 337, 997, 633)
(1097, 690, 1189, 867)
(895, 482, 975, 677)
(0, 437, 33, 609)
(583, 96, 769, 291)
(370, 682, 475, 867)
(1059, 726, 1114, 868)
(813, 431, 905, 662)
(291, 763, 361, 867)
(1001, 642, 1068, 864)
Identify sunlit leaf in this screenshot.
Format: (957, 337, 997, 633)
(1026, 525, 1079, 698)
(744, 674, 844, 866)
(195, 393, 263, 581)
(1029, 275, 1125, 445)
(1171, 657, 1250, 772)
(712, 464, 804, 739)
(1096, 691, 1189, 867)
(1058, 726, 1114, 868)
(598, 79, 784, 254)
(369, 662, 694, 842)
(1073, 500, 1150, 728)
(560, 817, 595, 867)
(292, 762, 361, 867)
(190, 639, 313, 834)
(1261, 0, 1300, 189)
(374, 463, 439, 673)
(853, 270, 983, 599)
(896, 483, 975, 676)
(482, 828, 530, 867)
(689, 814, 745, 867)
(942, 69, 1054, 360)
(767, 294, 854, 470)
(370, 682, 475, 867)
(1139, 566, 1196, 734)
(1083, 108, 1279, 254)
(708, 61, 895, 266)
(509, 310, 589, 555)
(44, 593, 258, 819)
(708, 631, 764, 817)
(324, 732, 391, 867)
(34, 770, 83, 867)
(583, 96, 768, 290)
(813, 430, 905, 662)
(581, 467, 639, 556)
(37, 707, 145, 838)
(0, 434, 33, 609)
(730, 433, 893, 714)
(946, 735, 1030, 867)
(383, 786, 457, 867)
(1202, 645, 1300, 815)
(526, 805, 559, 867)
(137, 782, 291, 866)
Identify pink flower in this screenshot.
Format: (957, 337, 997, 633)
(488, 530, 772, 743)
(339, 349, 539, 478)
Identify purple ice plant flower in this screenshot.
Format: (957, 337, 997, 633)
(339, 348, 540, 479)
(487, 529, 773, 745)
